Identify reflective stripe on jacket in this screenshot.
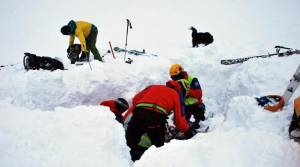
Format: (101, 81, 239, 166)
(126, 85, 190, 132)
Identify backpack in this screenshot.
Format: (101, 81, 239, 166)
(67, 44, 82, 64)
(23, 53, 64, 71)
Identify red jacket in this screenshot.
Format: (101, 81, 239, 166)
(124, 85, 190, 132)
(100, 100, 122, 115)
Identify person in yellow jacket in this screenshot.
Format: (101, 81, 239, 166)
(289, 96, 300, 141)
(61, 20, 103, 62)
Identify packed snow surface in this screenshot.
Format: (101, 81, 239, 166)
(1, 0, 300, 166)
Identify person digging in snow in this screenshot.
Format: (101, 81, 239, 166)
(125, 80, 197, 161)
(169, 64, 206, 129)
(61, 20, 103, 62)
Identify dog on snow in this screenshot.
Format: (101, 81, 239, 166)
(190, 26, 214, 47)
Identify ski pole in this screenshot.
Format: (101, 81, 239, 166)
(124, 19, 132, 62)
(109, 41, 116, 59)
(87, 54, 92, 71)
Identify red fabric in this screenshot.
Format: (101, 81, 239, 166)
(123, 107, 133, 123)
(100, 100, 121, 115)
(188, 89, 203, 103)
(182, 71, 189, 79)
(166, 80, 182, 94)
(126, 85, 190, 132)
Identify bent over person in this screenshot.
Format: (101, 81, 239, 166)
(169, 64, 206, 129)
(61, 20, 103, 62)
(125, 81, 196, 161)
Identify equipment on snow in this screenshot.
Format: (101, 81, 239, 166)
(166, 123, 209, 140)
(114, 47, 158, 57)
(221, 46, 300, 65)
(23, 52, 64, 71)
(282, 65, 300, 104)
(125, 58, 133, 64)
(124, 19, 132, 62)
(256, 95, 284, 112)
(109, 41, 116, 59)
(0, 64, 15, 70)
(67, 44, 82, 64)
(256, 64, 300, 112)
(67, 43, 93, 70)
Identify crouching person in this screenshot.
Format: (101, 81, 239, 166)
(289, 97, 300, 141)
(125, 80, 196, 161)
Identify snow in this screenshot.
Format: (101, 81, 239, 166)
(1, 0, 300, 166)
(0, 100, 131, 167)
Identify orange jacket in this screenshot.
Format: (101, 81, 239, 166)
(125, 85, 190, 132)
(295, 97, 300, 117)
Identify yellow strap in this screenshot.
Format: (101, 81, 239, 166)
(136, 103, 167, 114)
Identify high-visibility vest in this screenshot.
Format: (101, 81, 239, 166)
(185, 75, 199, 105)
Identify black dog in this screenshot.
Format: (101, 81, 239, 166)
(190, 26, 213, 47)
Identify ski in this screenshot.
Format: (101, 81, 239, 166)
(0, 64, 15, 70)
(282, 64, 300, 104)
(221, 46, 300, 65)
(113, 47, 158, 57)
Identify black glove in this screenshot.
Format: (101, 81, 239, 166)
(192, 122, 200, 129)
(184, 127, 198, 139)
(78, 52, 89, 61)
(81, 51, 89, 57)
(188, 121, 200, 129)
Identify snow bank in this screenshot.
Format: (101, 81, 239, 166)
(135, 129, 300, 167)
(0, 53, 171, 110)
(0, 100, 131, 167)
(135, 96, 300, 167)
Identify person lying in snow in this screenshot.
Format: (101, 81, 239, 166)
(289, 96, 300, 141)
(169, 64, 206, 129)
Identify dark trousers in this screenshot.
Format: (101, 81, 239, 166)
(125, 108, 166, 161)
(86, 25, 102, 61)
(289, 109, 300, 133)
(185, 103, 205, 123)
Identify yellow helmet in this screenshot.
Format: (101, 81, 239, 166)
(169, 64, 184, 77)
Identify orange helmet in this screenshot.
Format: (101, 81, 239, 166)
(169, 64, 184, 77)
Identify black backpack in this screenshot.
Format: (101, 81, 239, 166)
(67, 44, 82, 64)
(23, 53, 64, 71)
